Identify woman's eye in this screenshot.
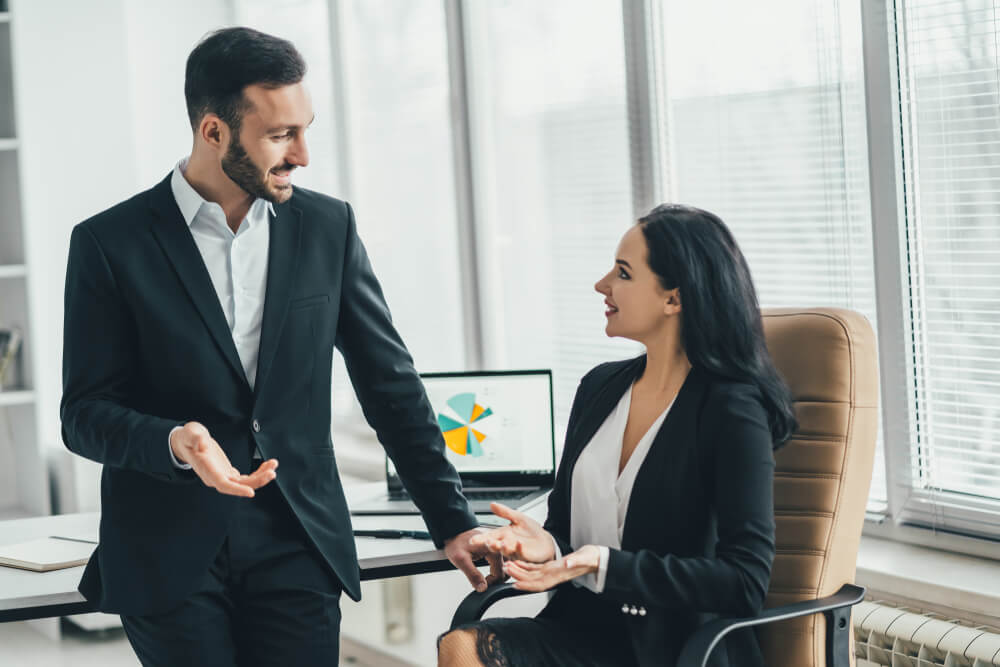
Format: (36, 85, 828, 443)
(618, 268, 630, 279)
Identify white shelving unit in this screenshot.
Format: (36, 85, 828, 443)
(0, 4, 49, 522)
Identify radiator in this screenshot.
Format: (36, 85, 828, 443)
(854, 600, 1000, 666)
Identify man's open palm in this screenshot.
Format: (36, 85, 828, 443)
(170, 421, 278, 497)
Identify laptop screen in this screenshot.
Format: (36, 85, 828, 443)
(387, 370, 556, 487)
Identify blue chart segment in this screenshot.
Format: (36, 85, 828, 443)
(439, 393, 493, 457)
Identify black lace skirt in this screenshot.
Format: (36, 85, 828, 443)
(445, 612, 638, 667)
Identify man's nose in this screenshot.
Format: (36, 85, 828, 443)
(288, 135, 309, 167)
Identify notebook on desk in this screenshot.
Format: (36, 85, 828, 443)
(350, 369, 556, 517)
(0, 536, 95, 572)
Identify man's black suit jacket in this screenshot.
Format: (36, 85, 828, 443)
(541, 357, 776, 667)
(60, 173, 478, 616)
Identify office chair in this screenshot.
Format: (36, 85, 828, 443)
(450, 308, 879, 667)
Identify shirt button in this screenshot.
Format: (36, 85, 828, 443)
(252, 419, 261, 433)
(621, 604, 629, 614)
(630, 606, 638, 615)
(638, 607, 647, 616)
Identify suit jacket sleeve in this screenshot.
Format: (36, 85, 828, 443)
(602, 383, 776, 617)
(334, 202, 478, 547)
(60, 224, 195, 484)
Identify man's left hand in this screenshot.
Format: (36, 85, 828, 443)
(444, 528, 505, 593)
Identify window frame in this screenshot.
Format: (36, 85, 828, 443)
(863, 0, 1000, 541)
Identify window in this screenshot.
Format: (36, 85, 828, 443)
(653, 0, 886, 508)
(463, 0, 639, 432)
(334, 0, 465, 372)
(892, 0, 1000, 537)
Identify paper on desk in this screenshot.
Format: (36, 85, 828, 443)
(0, 537, 95, 572)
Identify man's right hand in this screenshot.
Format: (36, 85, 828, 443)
(169, 421, 278, 497)
(468, 502, 556, 563)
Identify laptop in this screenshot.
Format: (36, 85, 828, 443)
(350, 369, 556, 517)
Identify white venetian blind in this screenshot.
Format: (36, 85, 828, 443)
(463, 0, 639, 433)
(895, 0, 1000, 535)
(655, 0, 886, 508)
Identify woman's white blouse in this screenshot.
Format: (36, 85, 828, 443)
(561, 383, 673, 593)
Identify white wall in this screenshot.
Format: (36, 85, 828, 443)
(10, 0, 232, 511)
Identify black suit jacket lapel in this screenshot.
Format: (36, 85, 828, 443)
(557, 356, 646, 511)
(148, 173, 249, 387)
(620, 365, 709, 551)
(254, 199, 302, 398)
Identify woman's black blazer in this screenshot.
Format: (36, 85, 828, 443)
(540, 356, 776, 667)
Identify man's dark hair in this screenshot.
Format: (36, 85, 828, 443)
(185, 27, 306, 135)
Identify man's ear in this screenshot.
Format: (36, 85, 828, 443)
(198, 114, 227, 150)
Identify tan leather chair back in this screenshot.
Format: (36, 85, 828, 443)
(758, 308, 879, 667)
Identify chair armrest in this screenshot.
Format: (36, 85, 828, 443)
(676, 583, 866, 667)
(450, 583, 543, 630)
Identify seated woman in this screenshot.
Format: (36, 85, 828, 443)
(437, 204, 797, 667)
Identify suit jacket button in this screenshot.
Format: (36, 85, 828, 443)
(639, 607, 647, 616)
(630, 606, 638, 615)
(621, 604, 629, 614)
(252, 420, 261, 433)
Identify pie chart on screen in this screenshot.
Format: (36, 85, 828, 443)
(437, 393, 494, 457)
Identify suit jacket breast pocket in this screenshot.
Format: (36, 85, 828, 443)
(289, 294, 330, 311)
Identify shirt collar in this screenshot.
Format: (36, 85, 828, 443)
(170, 157, 275, 227)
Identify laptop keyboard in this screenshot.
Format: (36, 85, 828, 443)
(389, 489, 531, 501)
(464, 490, 531, 501)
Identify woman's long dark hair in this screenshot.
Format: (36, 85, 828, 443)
(638, 204, 797, 447)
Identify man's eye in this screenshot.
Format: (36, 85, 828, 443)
(273, 132, 292, 140)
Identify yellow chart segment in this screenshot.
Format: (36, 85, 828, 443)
(444, 427, 468, 455)
(443, 426, 488, 455)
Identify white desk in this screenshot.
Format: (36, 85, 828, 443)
(0, 493, 461, 624)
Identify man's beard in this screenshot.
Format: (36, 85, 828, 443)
(221, 133, 291, 204)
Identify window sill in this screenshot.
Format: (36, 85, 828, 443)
(856, 533, 1000, 626)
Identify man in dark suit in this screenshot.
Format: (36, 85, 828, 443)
(60, 26, 499, 666)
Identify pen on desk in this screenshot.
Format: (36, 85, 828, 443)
(49, 535, 99, 545)
(352, 529, 432, 540)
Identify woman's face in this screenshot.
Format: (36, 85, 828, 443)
(594, 225, 680, 342)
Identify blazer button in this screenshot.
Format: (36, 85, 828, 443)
(630, 606, 638, 615)
(638, 607, 647, 616)
(621, 604, 629, 614)
(252, 420, 261, 433)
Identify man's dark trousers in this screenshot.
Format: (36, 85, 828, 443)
(120, 480, 342, 667)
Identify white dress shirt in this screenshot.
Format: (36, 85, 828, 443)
(557, 383, 673, 593)
(167, 157, 275, 469)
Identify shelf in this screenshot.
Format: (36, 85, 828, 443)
(0, 264, 25, 279)
(0, 390, 34, 407)
(0, 139, 17, 151)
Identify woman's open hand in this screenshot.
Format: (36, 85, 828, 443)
(503, 545, 602, 592)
